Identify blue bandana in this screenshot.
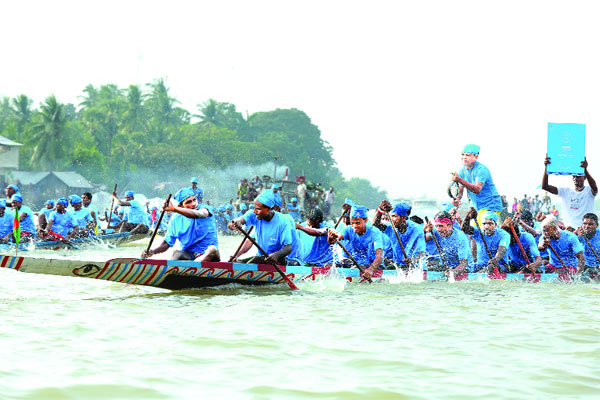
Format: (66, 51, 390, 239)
(190, 177, 198, 183)
(174, 187, 196, 204)
(58, 197, 68, 207)
(7, 184, 19, 192)
(272, 184, 279, 189)
(45, 200, 55, 206)
(225, 204, 234, 210)
(240, 203, 248, 210)
(124, 190, 135, 198)
(255, 190, 275, 208)
(351, 205, 369, 219)
(463, 144, 480, 155)
(482, 211, 498, 223)
(391, 202, 411, 217)
(69, 195, 82, 204)
(11, 194, 23, 203)
(291, 197, 298, 202)
(344, 197, 357, 207)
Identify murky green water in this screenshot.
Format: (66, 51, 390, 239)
(1, 236, 599, 399)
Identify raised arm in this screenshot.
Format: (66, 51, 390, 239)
(542, 156, 558, 195)
(582, 158, 598, 196)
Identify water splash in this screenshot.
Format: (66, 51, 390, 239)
(385, 257, 425, 284)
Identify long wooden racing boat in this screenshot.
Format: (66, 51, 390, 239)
(0, 232, 150, 252)
(0, 254, 595, 290)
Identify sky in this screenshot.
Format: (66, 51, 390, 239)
(2, 0, 600, 202)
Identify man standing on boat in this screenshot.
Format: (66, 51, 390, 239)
(44, 198, 78, 241)
(451, 144, 503, 223)
(538, 216, 585, 274)
(327, 204, 384, 279)
(228, 190, 293, 265)
(142, 187, 219, 261)
(542, 157, 597, 231)
(372, 200, 426, 268)
(0, 200, 14, 244)
(576, 213, 600, 272)
(424, 211, 472, 274)
(110, 190, 149, 235)
(461, 208, 510, 272)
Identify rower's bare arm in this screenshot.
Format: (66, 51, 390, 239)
(576, 251, 585, 273)
(528, 255, 542, 273)
(233, 239, 254, 260)
(295, 223, 327, 236)
(67, 226, 79, 241)
(493, 246, 507, 265)
(142, 239, 169, 259)
(470, 237, 477, 263)
(228, 218, 246, 231)
(542, 156, 559, 195)
(45, 219, 54, 233)
(454, 259, 467, 274)
(171, 206, 209, 219)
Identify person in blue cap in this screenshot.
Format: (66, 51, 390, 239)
(228, 189, 293, 265)
(5, 184, 19, 208)
(37, 200, 55, 233)
(451, 144, 502, 224)
(328, 204, 384, 279)
(461, 207, 510, 272)
(68, 195, 95, 237)
(372, 200, 426, 268)
(271, 184, 284, 209)
(576, 213, 600, 272)
(82, 192, 99, 234)
(294, 208, 334, 265)
(499, 215, 542, 274)
(424, 210, 472, 274)
(0, 200, 14, 244)
(539, 215, 585, 274)
(190, 178, 204, 203)
(44, 198, 78, 241)
(110, 190, 149, 234)
(142, 187, 219, 261)
(9, 194, 37, 240)
(286, 197, 302, 223)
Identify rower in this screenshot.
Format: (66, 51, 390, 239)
(462, 208, 510, 272)
(271, 192, 303, 265)
(327, 204, 384, 279)
(69, 195, 95, 237)
(0, 200, 14, 244)
(295, 208, 334, 266)
(518, 209, 549, 263)
(287, 197, 302, 223)
(45, 198, 78, 241)
(190, 177, 203, 203)
(81, 192, 99, 234)
(500, 216, 542, 273)
(111, 190, 149, 235)
(37, 200, 55, 233)
(424, 211, 472, 274)
(142, 187, 219, 261)
(538, 216, 585, 274)
(372, 200, 426, 268)
(9, 194, 37, 241)
(5, 184, 19, 207)
(451, 144, 503, 224)
(577, 213, 600, 272)
(228, 189, 293, 265)
(272, 184, 284, 208)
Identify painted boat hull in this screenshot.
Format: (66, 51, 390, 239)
(1, 254, 596, 290)
(0, 232, 148, 252)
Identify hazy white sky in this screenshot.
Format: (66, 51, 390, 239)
(1, 0, 599, 201)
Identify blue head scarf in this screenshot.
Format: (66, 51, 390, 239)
(190, 177, 198, 184)
(225, 204, 234, 210)
(240, 203, 248, 211)
(463, 144, 480, 155)
(482, 211, 499, 224)
(291, 197, 298, 202)
(45, 200, 55, 206)
(57, 197, 69, 207)
(351, 205, 369, 219)
(11, 194, 23, 203)
(69, 195, 82, 204)
(255, 190, 275, 208)
(391, 202, 411, 217)
(344, 197, 357, 207)
(174, 187, 196, 204)
(7, 184, 19, 193)
(124, 190, 135, 198)
(272, 184, 279, 189)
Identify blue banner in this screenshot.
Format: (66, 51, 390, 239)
(547, 123, 585, 176)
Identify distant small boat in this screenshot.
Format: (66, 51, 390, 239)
(0, 254, 595, 290)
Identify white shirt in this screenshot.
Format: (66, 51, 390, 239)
(557, 185, 597, 228)
(325, 190, 335, 204)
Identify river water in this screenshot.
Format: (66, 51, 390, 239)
(1, 235, 599, 399)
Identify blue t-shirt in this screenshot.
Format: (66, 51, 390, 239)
(458, 161, 502, 212)
(84, 204, 99, 229)
(383, 220, 426, 265)
(39, 207, 54, 218)
(507, 232, 540, 267)
(0, 211, 14, 237)
(471, 227, 510, 269)
(300, 222, 334, 265)
(340, 225, 384, 265)
(578, 229, 600, 267)
(543, 230, 584, 268)
(281, 214, 303, 262)
(164, 211, 219, 254)
(49, 211, 77, 238)
(123, 200, 147, 224)
(70, 208, 93, 229)
(14, 205, 36, 236)
(287, 204, 302, 223)
(243, 210, 293, 256)
(431, 228, 473, 270)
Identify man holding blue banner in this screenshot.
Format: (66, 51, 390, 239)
(542, 157, 597, 230)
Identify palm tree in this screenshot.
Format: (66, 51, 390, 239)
(125, 84, 146, 133)
(196, 99, 219, 127)
(28, 95, 74, 170)
(11, 94, 33, 124)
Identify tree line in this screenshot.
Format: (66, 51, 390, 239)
(0, 79, 387, 208)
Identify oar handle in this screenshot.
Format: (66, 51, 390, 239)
(333, 238, 373, 283)
(508, 222, 531, 265)
(229, 225, 254, 262)
(144, 194, 171, 256)
(108, 184, 117, 228)
(385, 212, 410, 266)
(546, 240, 567, 268)
(425, 217, 448, 270)
(473, 217, 493, 259)
(334, 209, 349, 229)
(233, 223, 299, 290)
(583, 235, 600, 265)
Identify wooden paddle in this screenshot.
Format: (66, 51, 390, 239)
(506, 220, 532, 272)
(424, 216, 448, 270)
(332, 237, 373, 283)
(229, 225, 254, 262)
(473, 216, 499, 274)
(107, 184, 117, 229)
(385, 211, 412, 268)
(231, 224, 299, 290)
(144, 194, 171, 258)
(582, 235, 600, 265)
(334, 209, 349, 229)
